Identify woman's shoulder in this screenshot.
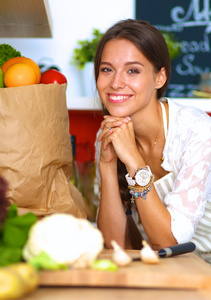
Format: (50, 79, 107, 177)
(164, 97, 211, 125)
(163, 97, 211, 150)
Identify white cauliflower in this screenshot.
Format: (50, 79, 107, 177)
(23, 214, 104, 269)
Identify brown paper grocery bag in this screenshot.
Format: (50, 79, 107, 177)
(0, 83, 86, 218)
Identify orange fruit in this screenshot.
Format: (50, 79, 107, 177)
(1, 57, 41, 84)
(4, 63, 37, 87)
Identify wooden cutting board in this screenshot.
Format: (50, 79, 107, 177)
(39, 250, 211, 290)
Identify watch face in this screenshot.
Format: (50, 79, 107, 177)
(135, 170, 150, 186)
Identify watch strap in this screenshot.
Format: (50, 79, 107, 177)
(125, 173, 136, 186)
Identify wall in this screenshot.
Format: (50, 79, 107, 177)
(0, 0, 135, 100)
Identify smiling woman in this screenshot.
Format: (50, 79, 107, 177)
(96, 38, 167, 118)
(93, 19, 211, 264)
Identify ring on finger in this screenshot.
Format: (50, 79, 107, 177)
(108, 127, 112, 131)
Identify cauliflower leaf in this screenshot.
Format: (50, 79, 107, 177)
(0, 44, 22, 68)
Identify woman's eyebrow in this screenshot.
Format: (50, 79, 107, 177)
(100, 62, 112, 66)
(100, 61, 143, 66)
(125, 61, 143, 66)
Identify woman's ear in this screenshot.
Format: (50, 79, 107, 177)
(155, 67, 167, 89)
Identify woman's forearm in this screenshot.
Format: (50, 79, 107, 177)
(125, 160, 177, 248)
(97, 162, 127, 248)
(135, 185, 177, 248)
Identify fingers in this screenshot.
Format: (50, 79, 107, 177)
(98, 116, 132, 142)
(100, 119, 121, 131)
(98, 125, 114, 142)
(98, 121, 121, 142)
(103, 134, 112, 150)
(103, 115, 131, 121)
(101, 115, 131, 130)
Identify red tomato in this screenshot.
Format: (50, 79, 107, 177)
(40, 69, 67, 84)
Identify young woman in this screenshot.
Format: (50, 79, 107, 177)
(94, 19, 211, 263)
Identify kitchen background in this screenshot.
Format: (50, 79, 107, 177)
(1, 0, 211, 220)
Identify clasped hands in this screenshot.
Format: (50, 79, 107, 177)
(97, 115, 144, 171)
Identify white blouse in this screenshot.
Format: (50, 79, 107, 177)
(94, 98, 211, 252)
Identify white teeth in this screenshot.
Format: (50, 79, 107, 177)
(110, 95, 128, 100)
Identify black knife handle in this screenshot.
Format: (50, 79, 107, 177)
(158, 242, 196, 258)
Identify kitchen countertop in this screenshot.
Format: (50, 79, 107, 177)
(22, 250, 211, 300)
(22, 287, 211, 300)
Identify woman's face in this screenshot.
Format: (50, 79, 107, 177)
(97, 38, 163, 117)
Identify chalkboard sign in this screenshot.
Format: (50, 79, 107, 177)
(136, 0, 211, 97)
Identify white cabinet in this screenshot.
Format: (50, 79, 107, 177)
(0, 0, 51, 38)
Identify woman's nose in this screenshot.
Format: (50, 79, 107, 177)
(110, 72, 126, 89)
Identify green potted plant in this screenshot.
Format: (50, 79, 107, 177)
(162, 32, 182, 60)
(71, 28, 104, 70)
(70, 28, 104, 97)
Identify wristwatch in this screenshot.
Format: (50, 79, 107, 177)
(125, 166, 152, 187)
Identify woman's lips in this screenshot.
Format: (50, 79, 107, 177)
(107, 93, 132, 103)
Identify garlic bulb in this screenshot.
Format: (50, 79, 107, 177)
(140, 240, 159, 264)
(111, 240, 132, 267)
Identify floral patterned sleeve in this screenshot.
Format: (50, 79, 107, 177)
(162, 103, 211, 244)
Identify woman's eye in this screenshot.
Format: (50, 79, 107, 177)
(128, 69, 139, 74)
(100, 67, 112, 73)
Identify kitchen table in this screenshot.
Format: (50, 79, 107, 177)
(22, 286, 211, 300)
(22, 250, 211, 300)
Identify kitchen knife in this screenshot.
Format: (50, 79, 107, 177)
(132, 242, 196, 261)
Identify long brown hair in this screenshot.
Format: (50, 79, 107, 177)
(94, 19, 171, 248)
